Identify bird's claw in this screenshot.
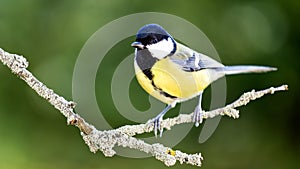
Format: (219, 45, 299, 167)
(152, 115, 164, 137)
(193, 105, 203, 127)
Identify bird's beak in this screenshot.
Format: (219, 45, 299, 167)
(131, 41, 144, 49)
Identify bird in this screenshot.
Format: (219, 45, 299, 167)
(131, 23, 277, 137)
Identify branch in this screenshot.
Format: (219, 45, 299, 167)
(118, 84, 288, 136)
(0, 48, 288, 167)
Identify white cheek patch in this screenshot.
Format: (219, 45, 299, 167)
(147, 37, 174, 59)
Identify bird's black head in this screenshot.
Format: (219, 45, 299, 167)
(131, 24, 176, 58)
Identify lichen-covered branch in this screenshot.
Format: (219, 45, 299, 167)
(117, 85, 288, 136)
(0, 48, 287, 167)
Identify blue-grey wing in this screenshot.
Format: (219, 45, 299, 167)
(170, 49, 224, 71)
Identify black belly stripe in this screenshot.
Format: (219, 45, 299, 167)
(135, 49, 157, 80)
(151, 81, 177, 99)
(142, 68, 153, 80)
(160, 90, 177, 99)
(136, 49, 177, 99)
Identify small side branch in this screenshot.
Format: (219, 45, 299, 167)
(0, 48, 287, 167)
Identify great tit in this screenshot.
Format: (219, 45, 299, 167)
(131, 24, 276, 137)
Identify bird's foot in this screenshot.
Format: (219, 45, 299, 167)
(193, 105, 203, 127)
(152, 114, 164, 138)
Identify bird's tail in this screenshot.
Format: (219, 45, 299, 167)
(216, 65, 277, 75)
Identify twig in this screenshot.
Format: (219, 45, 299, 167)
(0, 48, 288, 167)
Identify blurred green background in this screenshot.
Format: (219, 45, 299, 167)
(0, 0, 299, 169)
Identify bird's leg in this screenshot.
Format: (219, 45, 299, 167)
(152, 104, 173, 137)
(193, 91, 203, 127)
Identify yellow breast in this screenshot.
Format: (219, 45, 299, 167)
(134, 57, 211, 104)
